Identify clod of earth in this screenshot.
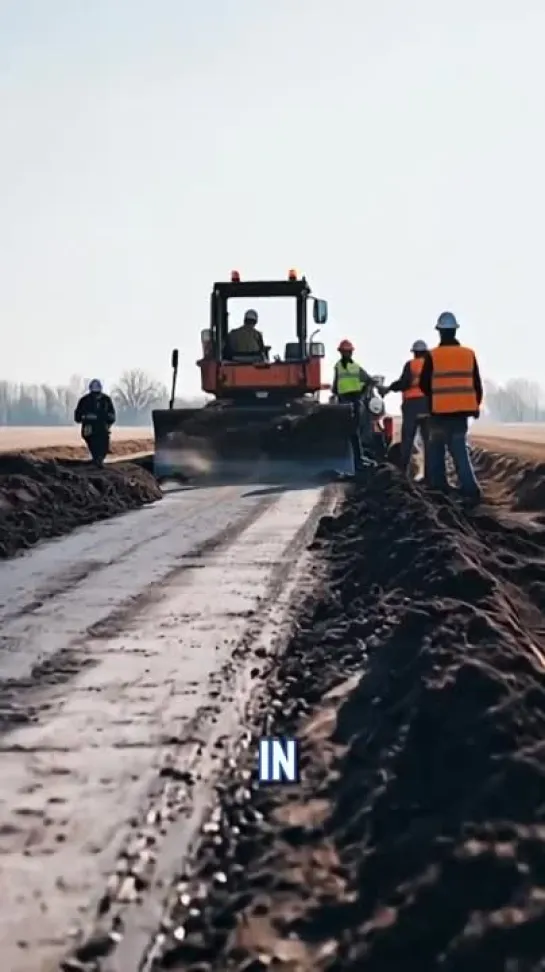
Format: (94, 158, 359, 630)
(0, 452, 161, 558)
(152, 450, 545, 972)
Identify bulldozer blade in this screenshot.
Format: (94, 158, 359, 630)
(152, 404, 356, 484)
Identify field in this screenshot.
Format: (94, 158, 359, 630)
(0, 424, 152, 452)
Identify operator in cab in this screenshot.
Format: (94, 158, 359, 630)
(332, 339, 383, 473)
(225, 309, 267, 359)
(74, 379, 116, 468)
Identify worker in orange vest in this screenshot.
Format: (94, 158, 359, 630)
(418, 311, 483, 504)
(383, 339, 430, 479)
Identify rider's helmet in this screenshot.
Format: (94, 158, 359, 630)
(89, 379, 103, 393)
(337, 339, 354, 353)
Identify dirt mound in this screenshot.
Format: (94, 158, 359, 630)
(0, 453, 161, 559)
(154, 464, 545, 971)
(472, 446, 545, 512)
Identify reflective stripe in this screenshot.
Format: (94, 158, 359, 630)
(335, 360, 364, 395)
(430, 345, 478, 413)
(402, 357, 425, 401)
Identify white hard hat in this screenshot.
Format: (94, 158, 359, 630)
(89, 378, 103, 392)
(411, 339, 428, 352)
(244, 308, 258, 322)
(436, 311, 458, 330)
(368, 395, 384, 415)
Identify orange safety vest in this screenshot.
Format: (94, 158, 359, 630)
(402, 357, 425, 402)
(429, 345, 478, 414)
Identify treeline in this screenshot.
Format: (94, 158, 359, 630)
(0, 370, 204, 427)
(483, 379, 545, 422)
(1, 373, 543, 425)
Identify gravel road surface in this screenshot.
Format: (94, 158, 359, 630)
(0, 478, 336, 972)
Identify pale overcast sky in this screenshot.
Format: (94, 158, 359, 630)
(1, 0, 544, 395)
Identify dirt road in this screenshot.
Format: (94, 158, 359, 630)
(0, 478, 335, 971)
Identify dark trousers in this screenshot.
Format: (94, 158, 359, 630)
(400, 400, 430, 478)
(84, 429, 110, 466)
(338, 394, 365, 470)
(427, 416, 481, 496)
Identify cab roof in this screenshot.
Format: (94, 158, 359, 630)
(212, 278, 311, 299)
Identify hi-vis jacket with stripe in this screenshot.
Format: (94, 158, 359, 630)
(419, 341, 483, 417)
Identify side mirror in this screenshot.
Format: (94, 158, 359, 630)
(313, 298, 328, 325)
(171, 349, 179, 370)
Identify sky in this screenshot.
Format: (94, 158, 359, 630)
(1, 0, 545, 399)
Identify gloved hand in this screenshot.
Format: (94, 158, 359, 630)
(472, 411, 480, 419)
(379, 385, 390, 396)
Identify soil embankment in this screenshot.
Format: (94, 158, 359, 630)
(151, 445, 545, 972)
(0, 452, 160, 558)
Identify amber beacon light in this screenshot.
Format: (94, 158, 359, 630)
(288, 268, 298, 280)
(231, 270, 241, 282)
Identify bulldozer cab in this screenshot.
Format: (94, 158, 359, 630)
(205, 272, 327, 362)
(194, 272, 329, 403)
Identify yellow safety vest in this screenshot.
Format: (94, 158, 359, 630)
(335, 360, 364, 395)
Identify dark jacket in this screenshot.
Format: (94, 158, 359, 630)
(419, 336, 482, 420)
(74, 392, 116, 430)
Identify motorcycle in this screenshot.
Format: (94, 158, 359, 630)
(360, 377, 393, 461)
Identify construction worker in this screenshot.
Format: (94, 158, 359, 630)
(383, 339, 430, 479)
(418, 311, 483, 504)
(332, 339, 383, 472)
(74, 379, 116, 467)
(226, 309, 267, 358)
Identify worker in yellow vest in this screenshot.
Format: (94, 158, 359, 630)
(383, 339, 430, 479)
(418, 311, 483, 504)
(331, 339, 382, 471)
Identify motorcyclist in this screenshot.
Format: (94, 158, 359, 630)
(331, 340, 385, 471)
(74, 379, 116, 467)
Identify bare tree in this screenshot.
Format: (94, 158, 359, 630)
(484, 377, 545, 422)
(112, 369, 167, 425)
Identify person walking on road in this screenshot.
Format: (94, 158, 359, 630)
(383, 339, 430, 479)
(74, 379, 116, 468)
(418, 311, 483, 504)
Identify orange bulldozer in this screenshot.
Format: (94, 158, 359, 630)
(152, 269, 372, 483)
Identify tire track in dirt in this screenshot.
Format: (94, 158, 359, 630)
(0, 485, 279, 735)
(145, 451, 545, 972)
